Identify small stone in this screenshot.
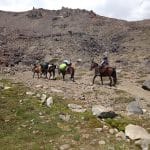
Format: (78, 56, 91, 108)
(98, 140, 106, 145)
(116, 131, 126, 140)
(82, 134, 90, 139)
(103, 125, 109, 131)
(26, 91, 34, 95)
(4, 86, 11, 90)
(41, 94, 47, 103)
(36, 93, 41, 98)
(46, 97, 53, 107)
(95, 128, 103, 132)
(59, 114, 70, 122)
(59, 144, 70, 150)
(39, 112, 42, 115)
(21, 124, 27, 128)
(109, 129, 115, 134)
(35, 84, 43, 88)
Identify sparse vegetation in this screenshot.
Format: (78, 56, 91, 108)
(0, 79, 143, 149)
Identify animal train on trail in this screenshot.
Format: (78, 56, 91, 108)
(32, 60, 75, 82)
(32, 63, 57, 79)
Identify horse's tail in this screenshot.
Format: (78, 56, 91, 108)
(112, 68, 117, 85)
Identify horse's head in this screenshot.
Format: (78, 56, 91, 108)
(90, 60, 98, 71)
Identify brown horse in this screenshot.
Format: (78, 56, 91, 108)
(59, 64, 75, 82)
(32, 64, 42, 78)
(90, 60, 117, 86)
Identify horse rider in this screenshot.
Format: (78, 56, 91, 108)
(100, 51, 109, 68)
(59, 59, 70, 73)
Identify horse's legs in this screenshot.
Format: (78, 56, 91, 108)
(53, 71, 55, 79)
(109, 76, 112, 86)
(49, 72, 51, 80)
(37, 73, 39, 79)
(100, 75, 103, 85)
(70, 71, 75, 82)
(93, 75, 97, 84)
(40, 72, 42, 78)
(45, 72, 48, 79)
(71, 75, 75, 82)
(113, 77, 117, 86)
(33, 72, 35, 78)
(63, 74, 65, 81)
(112, 70, 117, 86)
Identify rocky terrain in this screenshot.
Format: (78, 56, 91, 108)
(0, 7, 150, 150)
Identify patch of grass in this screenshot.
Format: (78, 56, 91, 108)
(105, 117, 130, 131)
(114, 96, 134, 104)
(73, 134, 80, 141)
(114, 89, 134, 104)
(105, 115, 150, 132)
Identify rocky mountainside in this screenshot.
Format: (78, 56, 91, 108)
(0, 7, 150, 150)
(0, 7, 149, 67)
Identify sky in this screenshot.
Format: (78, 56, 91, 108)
(0, 0, 150, 21)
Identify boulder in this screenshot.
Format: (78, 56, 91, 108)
(126, 101, 143, 115)
(135, 138, 150, 150)
(92, 105, 117, 118)
(125, 124, 150, 140)
(142, 80, 150, 91)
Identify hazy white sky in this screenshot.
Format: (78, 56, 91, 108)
(0, 0, 150, 21)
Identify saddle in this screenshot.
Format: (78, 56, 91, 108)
(99, 65, 111, 73)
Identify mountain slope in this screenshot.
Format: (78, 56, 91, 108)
(0, 8, 149, 67)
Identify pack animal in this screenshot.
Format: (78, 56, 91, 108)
(47, 64, 57, 80)
(58, 63, 75, 82)
(32, 64, 42, 78)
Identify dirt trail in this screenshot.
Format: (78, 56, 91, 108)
(117, 80, 150, 104)
(1, 69, 150, 111)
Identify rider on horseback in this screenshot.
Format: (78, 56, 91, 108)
(100, 51, 109, 68)
(59, 59, 71, 72)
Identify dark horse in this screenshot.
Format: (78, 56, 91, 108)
(59, 64, 75, 82)
(47, 64, 57, 80)
(90, 60, 117, 86)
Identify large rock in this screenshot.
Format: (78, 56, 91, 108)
(92, 105, 117, 118)
(126, 101, 143, 115)
(142, 80, 150, 91)
(135, 138, 150, 150)
(125, 124, 150, 140)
